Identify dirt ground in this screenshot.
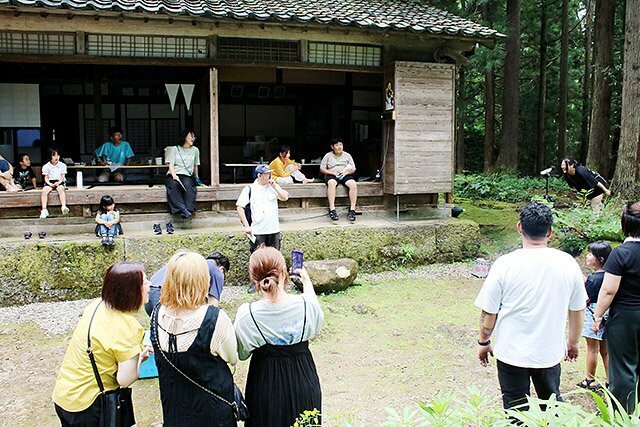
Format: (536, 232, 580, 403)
(0, 267, 600, 426)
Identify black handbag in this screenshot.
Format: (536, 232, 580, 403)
(151, 304, 249, 421)
(87, 301, 136, 427)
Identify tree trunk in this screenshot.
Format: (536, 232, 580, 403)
(579, 0, 593, 164)
(612, 0, 640, 198)
(587, 0, 616, 179)
(484, 67, 496, 172)
(456, 66, 466, 172)
(536, 0, 548, 172)
(483, 0, 496, 172)
(557, 0, 569, 163)
(496, 0, 520, 171)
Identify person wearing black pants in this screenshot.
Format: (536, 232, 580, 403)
(164, 130, 201, 220)
(497, 361, 562, 409)
(592, 201, 640, 413)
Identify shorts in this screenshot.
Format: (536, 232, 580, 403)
(48, 180, 66, 188)
(586, 175, 608, 200)
(324, 174, 356, 185)
(582, 303, 607, 340)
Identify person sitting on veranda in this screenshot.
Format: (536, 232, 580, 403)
(269, 145, 314, 185)
(319, 138, 358, 222)
(0, 154, 20, 192)
(95, 127, 135, 183)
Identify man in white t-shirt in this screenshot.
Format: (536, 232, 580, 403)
(475, 202, 586, 409)
(236, 164, 289, 254)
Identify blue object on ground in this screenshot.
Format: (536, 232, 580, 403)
(138, 329, 158, 379)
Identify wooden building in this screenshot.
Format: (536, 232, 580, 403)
(0, 0, 501, 217)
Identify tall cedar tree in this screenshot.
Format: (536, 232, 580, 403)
(612, 0, 640, 198)
(536, 0, 548, 172)
(587, 0, 616, 179)
(557, 0, 570, 163)
(579, 0, 593, 164)
(483, 0, 496, 172)
(496, 0, 520, 171)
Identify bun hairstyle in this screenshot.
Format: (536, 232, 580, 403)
(249, 246, 288, 294)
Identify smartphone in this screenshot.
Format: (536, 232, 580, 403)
(291, 249, 304, 275)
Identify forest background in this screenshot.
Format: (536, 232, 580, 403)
(432, 0, 639, 199)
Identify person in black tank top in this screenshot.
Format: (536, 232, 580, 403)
(235, 246, 324, 427)
(560, 158, 612, 213)
(151, 251, 238, 427)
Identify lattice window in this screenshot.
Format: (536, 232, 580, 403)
(86, 35, 208, 58)
(308, 42, 381, 67)
(218, 37, 300, 62)
(0, 31, 75, 55)
(84, 119, 115, 154)
(156, 119, 181, 149)
(125, 119, 151, 153)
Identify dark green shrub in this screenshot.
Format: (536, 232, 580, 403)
(455, 173, 569, 203)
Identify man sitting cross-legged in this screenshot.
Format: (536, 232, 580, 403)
(319, 138, 357, 222)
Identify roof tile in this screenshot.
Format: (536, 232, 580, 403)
(0, 0, 503, 39)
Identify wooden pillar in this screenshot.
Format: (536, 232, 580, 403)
(93, 67, 102, 150)
(209, 67, 219, 186)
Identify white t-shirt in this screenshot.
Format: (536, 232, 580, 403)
(234, 294, 324, 360)
(236, 182, 280, 235)
(474, 247, 586, 368)
(42, 161, 67, 181)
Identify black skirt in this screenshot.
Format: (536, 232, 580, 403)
(245, 341, 321, 427)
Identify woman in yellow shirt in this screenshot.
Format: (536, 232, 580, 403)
(52, 263, 152, 426)
(268, 145, 313, 185)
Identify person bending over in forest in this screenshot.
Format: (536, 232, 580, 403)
(561, 158, 612, 213)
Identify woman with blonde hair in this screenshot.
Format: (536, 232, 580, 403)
(151, 251, 238, 426)
(234, 246, 324, 426)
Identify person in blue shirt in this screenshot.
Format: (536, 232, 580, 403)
(95, 127, 135, 183)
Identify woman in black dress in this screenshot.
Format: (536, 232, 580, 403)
(561, 158, 612, 212)
(234, 246, 324, 427)
(151, 251, 238, 426)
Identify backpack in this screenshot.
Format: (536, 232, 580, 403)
(244, 185, 252, 225)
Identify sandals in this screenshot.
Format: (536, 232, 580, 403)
(577, 378, 597, 390)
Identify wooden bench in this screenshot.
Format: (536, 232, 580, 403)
(0, 182, 384, 216)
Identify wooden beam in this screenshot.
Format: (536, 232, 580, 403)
(209, 67, 219, 186)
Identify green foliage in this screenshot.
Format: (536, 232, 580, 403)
(454, 173, 569, 202)
(553, 200, 624, 254)
(293, 409, 321, 427)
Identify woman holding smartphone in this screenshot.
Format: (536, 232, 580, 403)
(234, 246, 324, 426)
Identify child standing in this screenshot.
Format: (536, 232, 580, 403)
(40, 148, 69, 218)
(13, 153, 37, 190)
(578, 240, 612, 390)
(94, 195, 121, 246)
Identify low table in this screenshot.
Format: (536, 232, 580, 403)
(67, 164, 169, 187)
(223, 162, 320, 183)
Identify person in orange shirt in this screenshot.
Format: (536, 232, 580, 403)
(268, 145, 313, 185)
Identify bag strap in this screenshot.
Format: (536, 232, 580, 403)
(175, 145, 194, 177)
(245, 185, 252, 207)
(86, 300, 106, 394)
(300, 297, 307, 344)
(151, 303, 238, 414)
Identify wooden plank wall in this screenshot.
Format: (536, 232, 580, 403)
(387, 62, 455, 195)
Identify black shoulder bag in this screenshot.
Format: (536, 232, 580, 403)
(151, 304, 249, 421)
(244, 185, 253, 225)
(87, 301, 136, 427)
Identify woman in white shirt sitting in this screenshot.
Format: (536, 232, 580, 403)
(151, 251, 238, 426)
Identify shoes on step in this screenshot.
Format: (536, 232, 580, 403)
(61, 205, 70, 215)
(38, 231, 47, 239)
(107, 235, 115, 246)
(180, 209, 192, 219)
(166, 222, 175, 234)
(329, 209, 339, 221)
(100, 236, 108, 245)
(348, 209, 356, 222)
(24, 231, 32, 240)
(153, 223, 162, 235)
(39, 209, 49, 219)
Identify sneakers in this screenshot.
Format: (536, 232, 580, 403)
(180, 209, 192, 219)
(166, 222, 175, 234)
(24, 231, 32, 240)
(100, 235, 108, 245)
(348, 209, 356, 222)
(39, 209, 49, 219)
(107, 235, 115, 246)
(153, 223, 162, 235)
(329, 209, 339, 221)
(38, 231, 47, 239)
(61, 205, 70, 215)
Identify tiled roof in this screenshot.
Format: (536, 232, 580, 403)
(1, 0, 502, 40)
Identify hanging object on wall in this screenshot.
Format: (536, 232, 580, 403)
(384, 82, 395, 111)
(181, 84, 195, 112)
(165, 83, 180, 111)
